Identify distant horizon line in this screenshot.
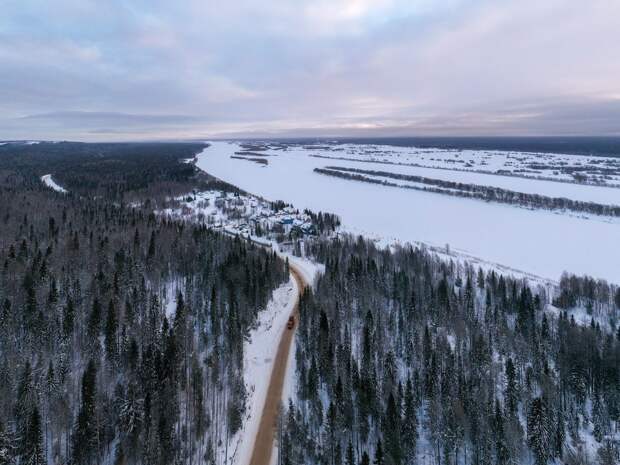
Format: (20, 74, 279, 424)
(4, 134, 620, 144)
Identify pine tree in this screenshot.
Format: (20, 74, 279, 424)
(104, 299, 118, 363)
(401, 377, 417, 464)
(22, 406, 44, 465)
(477, 268, 485, 289)
(227, 374, 246, 435)
(73, 360, 98, 464)
(527, 397, 550, 465)
(373, 440, 384, 465)
(15, 361, 34, 440)
(592, 394, 606, 442)
(554, 414, 565, 460)
(504, 358, 518, 416)
(63, 298, 75, 338)
(87, 298, 102, 341)
(147, 230, 156, 259)
(346, 440, 355, 465)
(493, 399, 509, 465)
(383, 392, 401, 465)
(189, 359, 205, 434)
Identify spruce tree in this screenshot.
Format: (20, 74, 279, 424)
(493, 399, 509, 465)
(554, 414, 565, 460)
(592, 394, 606, 442)
(73, 360, 98, 464)
(15, 361, 34, 440)
(504, 358, 518, 416)
(63, 298, 75, 338)
(527, 397, 550, 465)
(383, 392, 401, 465)
(22, 406, 44, 465)
(346, 440, 355, 465)
(373, 440, 384, 465)
(87, 298, 102, 341)
(104, 299, 118, 363)
(401, 377, 417, 463)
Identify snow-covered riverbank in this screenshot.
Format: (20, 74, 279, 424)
(196, 141, 620, 283)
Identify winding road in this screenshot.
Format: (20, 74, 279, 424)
(248, 264, 306, 465)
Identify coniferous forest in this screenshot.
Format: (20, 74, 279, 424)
(0, 142, 619, 465)
(0, 143, 287, 465)
(283, 238, 620, 465)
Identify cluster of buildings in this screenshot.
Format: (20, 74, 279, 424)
(167, 190, 317, 240)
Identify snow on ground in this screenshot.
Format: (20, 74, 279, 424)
(157, 195, 325, 465)
(161, 279, 182, 319)
(215, 239, 322, 465)
(225, 277, 298, 465)
(274, 245, 325, 290)
(191, 142, 617, 465)
(308, 142, 620, 187)
(269, 295, 299, 465)
(159, 190, 315, 240)
(41, 174, 68, 193)
(545, 302, 620, 332)
(196, 141, 620, 284)
(318, 163, 620, 206)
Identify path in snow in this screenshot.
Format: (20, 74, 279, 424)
(223, 238, 321, 465)
(248, 264, 306, 465)
(224, 274, 298, 465)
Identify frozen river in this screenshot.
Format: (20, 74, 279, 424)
(196, 141, 620, 283)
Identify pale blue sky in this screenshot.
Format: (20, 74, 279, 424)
(1, 0, 619, 140)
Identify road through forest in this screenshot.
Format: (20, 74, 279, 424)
(248, 264, 306, 465)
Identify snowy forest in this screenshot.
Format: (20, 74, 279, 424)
(0, 141, 619, 465)
(283, 237, 620, 465)
(0, 142, 288, 465)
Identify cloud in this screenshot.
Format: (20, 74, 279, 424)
(1, 0, 619, 140)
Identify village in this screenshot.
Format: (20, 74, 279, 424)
(161, 189, 322, 243)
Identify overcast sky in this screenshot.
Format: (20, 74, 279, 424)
(2, 0, 619, 141)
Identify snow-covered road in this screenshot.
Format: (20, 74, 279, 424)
(224, 250, 320, 465)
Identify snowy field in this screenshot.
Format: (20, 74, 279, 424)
(316, 162, 620, 206)
(308, 142, 620, 187)
(196, 141, 620, 284)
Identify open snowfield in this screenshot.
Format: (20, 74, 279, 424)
(318, 161, 620, 205)
(309, 142, 620, 187)
(197, 141, 620, 283)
